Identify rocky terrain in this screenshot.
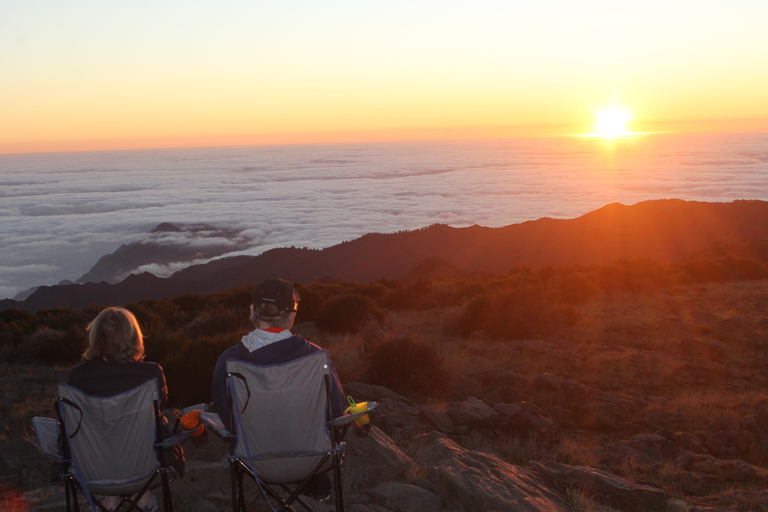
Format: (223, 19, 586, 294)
(3, 263, 768, 510)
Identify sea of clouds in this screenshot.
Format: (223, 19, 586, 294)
(1, 131, 767, 299)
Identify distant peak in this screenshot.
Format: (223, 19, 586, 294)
(152, 222, 182, 233)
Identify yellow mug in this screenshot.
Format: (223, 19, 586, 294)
(345, 396, 370, 427)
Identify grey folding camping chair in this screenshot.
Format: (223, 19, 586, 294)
(33, 379, 184, 512)
(220, 350, 361, 512)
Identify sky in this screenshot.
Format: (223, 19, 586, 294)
(2, 0, 768, 154)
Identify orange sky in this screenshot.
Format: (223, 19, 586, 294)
(2, 1, 768, 154)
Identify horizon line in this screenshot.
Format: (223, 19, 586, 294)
(1, 118, 767, 156)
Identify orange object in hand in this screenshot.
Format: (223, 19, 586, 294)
(175, 410, 205, 437)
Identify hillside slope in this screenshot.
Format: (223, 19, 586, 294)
(4, 199, 768, 311)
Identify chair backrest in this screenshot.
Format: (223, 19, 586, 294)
(57, 379, 159, 486)
(226, 350, 333, 483)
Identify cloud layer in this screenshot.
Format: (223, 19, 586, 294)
(1, 132, 767, 299)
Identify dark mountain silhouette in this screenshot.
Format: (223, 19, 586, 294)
(4, 199, 768, 312)
(76, 223, 250, 284)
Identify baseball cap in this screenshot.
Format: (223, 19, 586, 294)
(252, 278, 300, 312)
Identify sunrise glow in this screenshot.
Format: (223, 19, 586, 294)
(2, 1, 768, 153)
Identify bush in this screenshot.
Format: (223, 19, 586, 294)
(184, 306, 248, 337)
(557, 274, 600, 304)
(364, 331, 448, 397)
(293, 284, 324, 323)
(455, 287, 579, 340)
(163, 334, 238, 406)
(315, 294, 386, 334)
(19, 326, 86, 365)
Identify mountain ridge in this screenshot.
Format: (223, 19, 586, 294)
(4, 199, 768, 312)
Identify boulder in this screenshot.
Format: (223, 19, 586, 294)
(462, 367, 527, 402)
(743, 407, 768, 441)
(696, 431, 742, 459)
(750, 439, 768, 467)
(494, 401, 560, 440)
(600, 441, 660, 467)
(631, 434, 679, 460)
(446, 375, 483, 401)
(419, 407, 453, 431)
(704, 414, 741, 433)
(560, 379, 593, 401)
(365, 481, 442, 512)
(344, 382, 414, 405)
(668, 431, 707, 454)
(446, 397, 499, 425)
(673, 452, 768, 482)
(412, 432, 569, 512)
(531, 460, 670, 512)
(344, 426, 412, 490)
(494, 402, 525, 418)
(533, 373, 562, 392)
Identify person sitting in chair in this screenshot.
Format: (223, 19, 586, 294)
(211, 278, 346, 500)
(68, 307, 185, 512)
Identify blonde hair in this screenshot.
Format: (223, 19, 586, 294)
(84, 307, 145, 364)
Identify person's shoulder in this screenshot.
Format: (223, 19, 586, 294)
(66, 359, 92, 382)
(137, 360, 164, 374)
(292, 335, 322, 350)
(69, 359, 90, 371)
(118, 360, 165, 380)
(214, 342, 247, 365)
(287, 336, 328, 356)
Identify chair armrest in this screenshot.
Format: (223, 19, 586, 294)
(31, 416, 65, 462)
(159, 428, 196, 448)
(330, 401, 379, 427)
(181, 403, 208, 415)
(199, 412, 230, 438)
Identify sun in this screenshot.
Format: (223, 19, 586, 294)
(593, 104, 633, 139)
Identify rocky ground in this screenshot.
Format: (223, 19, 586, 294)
(4, 280, 768, 511)
(6, 378, 764, 511)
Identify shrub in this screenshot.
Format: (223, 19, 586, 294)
(686, 256, 768, 283)
(364, 331, 448, 397)
(455, 287, 579, 340)
(382, 279, 457, 311)
(35, 307, 87, 332)
(315, 294, 386, 334)
(19, 326, 86, 365)
(185, 306, 248, 337)
(163, 333, 239, 406)
(294, 284, 324, 323)
(557, 274, 600, 304)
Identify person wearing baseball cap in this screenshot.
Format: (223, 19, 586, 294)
(210, 278, 346, 501)
(211, 278, 346, 430)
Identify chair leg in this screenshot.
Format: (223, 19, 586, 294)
(236, 464, 246, 512)
(71, 480, 81, 512)
(65, 477, 73, 512)
(161, 469, 173, 512)
(332, 456, 344, 512)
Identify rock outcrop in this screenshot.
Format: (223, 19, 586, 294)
(531, 460, 670, 512)
(411, 431, 570, 512)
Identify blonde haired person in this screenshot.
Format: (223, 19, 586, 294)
(67, 307, 184, 512)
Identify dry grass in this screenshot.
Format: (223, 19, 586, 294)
(0, 363, 66, 441)
(567, 488, 598, 512)
(7, 277, 768, 511)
